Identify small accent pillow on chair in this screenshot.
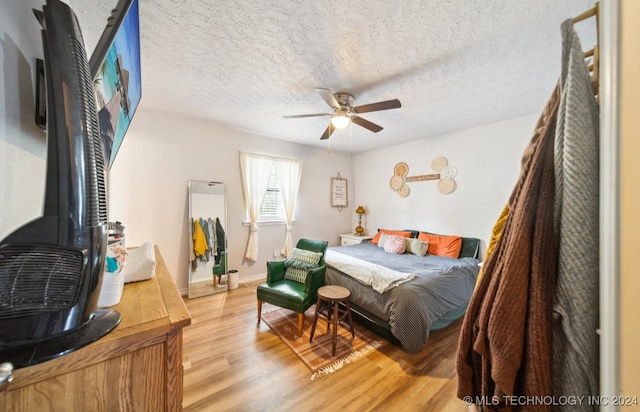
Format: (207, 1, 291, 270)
(283, 248, 323, 283)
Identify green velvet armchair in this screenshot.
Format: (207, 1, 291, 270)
(257, 238, 329, 335)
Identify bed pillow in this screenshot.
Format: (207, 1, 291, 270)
(377, 233, 389, 248)
(417, 232, 463, 258)
(405, 238, 428, 257)
(371, 229, 413, 245)
(283, 248, 323, 283)
(383, 235, 406, 254)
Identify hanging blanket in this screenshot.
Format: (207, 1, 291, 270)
(552, 19, 600, 408)
(457, 83, 560, 409)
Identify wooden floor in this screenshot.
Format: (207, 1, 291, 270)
(182, 281, 469, 411)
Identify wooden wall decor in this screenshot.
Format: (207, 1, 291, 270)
(389, 157, 457, 197)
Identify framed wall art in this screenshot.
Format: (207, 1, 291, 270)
(331, 173, 348, 210)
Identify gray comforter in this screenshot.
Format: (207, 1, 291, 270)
(324, 243, 479, 353)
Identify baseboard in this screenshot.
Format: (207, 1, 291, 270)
(239, 273, 266, 285)
(179, 273, 266, 296)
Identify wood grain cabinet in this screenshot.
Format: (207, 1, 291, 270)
(0, 246, 191, 412)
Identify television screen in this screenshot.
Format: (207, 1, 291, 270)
(91, 0, 141, 170)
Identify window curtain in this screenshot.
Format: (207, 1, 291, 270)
(239, 152, 273, 261)
(274, 158, 303, 257)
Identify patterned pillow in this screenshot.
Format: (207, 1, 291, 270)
(291, 248, 323, 265)
(283, 248, 323, 283)
(283, 266, 308, 283)
(405, 237, 428, 257)
(383, 235, 406, 254)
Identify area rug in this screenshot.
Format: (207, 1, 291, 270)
(261, 305, 386, 380)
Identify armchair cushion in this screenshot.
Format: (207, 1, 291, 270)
(258, 280, 310, 312)
(283, 248, 323, 283)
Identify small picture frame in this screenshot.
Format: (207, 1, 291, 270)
(331, 175, 348, 209)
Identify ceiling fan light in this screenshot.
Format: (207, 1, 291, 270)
(331, 111, 350, 129)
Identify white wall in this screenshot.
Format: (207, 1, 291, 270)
(107, 108, 353, 292)
(352, 114, 539, 257)
(0, 0, 49, 238)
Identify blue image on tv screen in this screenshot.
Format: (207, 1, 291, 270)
(93, 0, 141, 170)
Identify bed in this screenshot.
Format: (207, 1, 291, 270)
(324, 232, 480, 353)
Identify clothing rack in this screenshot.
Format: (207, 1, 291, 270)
(573, 3, 600, 99)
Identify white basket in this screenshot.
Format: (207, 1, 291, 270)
(228, 271, 239, 290)
(97, 270, 125, 308)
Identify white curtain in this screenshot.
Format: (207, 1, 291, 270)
(274, 158, 303, 257)
(239, 152, 273, 261)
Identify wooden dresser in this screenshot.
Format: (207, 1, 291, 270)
(0, 246, 191, 411)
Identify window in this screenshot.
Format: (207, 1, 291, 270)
(259, 167, 285, 220)
(240, 151, 302, 260)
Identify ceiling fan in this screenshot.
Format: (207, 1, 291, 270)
(283, 88, 401, 140)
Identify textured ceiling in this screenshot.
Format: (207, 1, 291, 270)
(71, 0, 597, 153)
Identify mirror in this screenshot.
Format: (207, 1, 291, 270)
(188, 180, 227, 298)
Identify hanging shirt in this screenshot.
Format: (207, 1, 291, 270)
(192, 219, 208, 257)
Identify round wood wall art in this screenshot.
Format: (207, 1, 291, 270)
(394, 162, 409, 177)
(390, 175, 404, 191)
(437, 178, 457, 194)
(389, 157, 458, 197)
(431, 156, 448, 173)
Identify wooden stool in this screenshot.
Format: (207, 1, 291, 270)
(310, 285, 355, 356)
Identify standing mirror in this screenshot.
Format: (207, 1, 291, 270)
(188, 180, 227, 298)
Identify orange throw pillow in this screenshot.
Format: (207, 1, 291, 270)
(371, 229, 413, 245)
(417, 232, 462, 258)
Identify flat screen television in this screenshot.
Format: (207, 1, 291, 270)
(0, 0, 140, 368)
(89, 0, 141, 170)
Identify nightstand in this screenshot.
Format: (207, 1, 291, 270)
(340, 234, 373, 246)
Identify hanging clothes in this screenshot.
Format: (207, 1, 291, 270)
(206, 218, 214, 261)
(552, 19, 600, 407)
(457, 84, 560, 408)
(198, 218, 209, 261)
(189, 218, 196, 262)
(192, 219, 208, 258)
(476, 204, 509, 284)
(207, 217, 217, 258)
(214, 217, 226, 264)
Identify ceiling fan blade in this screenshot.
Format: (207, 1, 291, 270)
(320, 123, 336, 140)
(352, 99, 401, 114)
(351, 115, 383, 133)
(283, 113, 330, 119)
(315, 88, 341, 110)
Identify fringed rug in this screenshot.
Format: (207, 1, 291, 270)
(261, 305, 385, 380)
